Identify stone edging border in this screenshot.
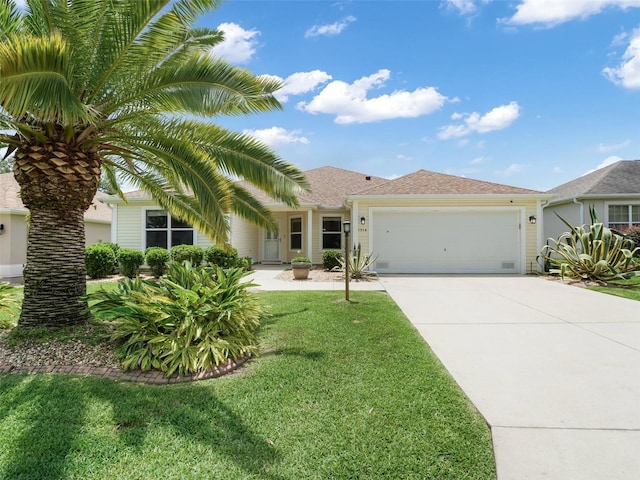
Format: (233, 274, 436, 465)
(0, 356, 250, 385)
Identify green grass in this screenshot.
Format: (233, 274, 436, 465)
(0, 282, 118, 332)
(0, 290, 496, 479)
(589, 276, 640, 301)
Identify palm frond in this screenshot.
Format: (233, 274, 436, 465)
(0, 0, 22, 42)
(0, 32, 88, 124)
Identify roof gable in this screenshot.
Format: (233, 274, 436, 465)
(548, 160, 640, 199)
(353, 169, 541, 196)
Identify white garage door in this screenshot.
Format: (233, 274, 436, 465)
(372, 210, 521, 274)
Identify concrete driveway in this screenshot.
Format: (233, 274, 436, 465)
(379, 275, 640, 480)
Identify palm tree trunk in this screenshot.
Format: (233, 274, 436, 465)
(13, 138, 101, 328)
(19, 208, 90, 327)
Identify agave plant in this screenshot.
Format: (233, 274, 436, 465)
(340, 243, 378, 279)
(539, 206, 640, 281)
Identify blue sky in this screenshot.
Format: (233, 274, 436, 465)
(201, 0, 640, 191)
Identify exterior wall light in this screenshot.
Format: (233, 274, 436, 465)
(360, 216, 366, 225)
(0, 224, 4, 235)
(529, 215, 537, 224)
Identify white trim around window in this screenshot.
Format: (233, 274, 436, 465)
(604, 202, 640, 230)
(142, 207, 195, 250)
(289, 215, 303, 251)
(320, 215, 343, 250)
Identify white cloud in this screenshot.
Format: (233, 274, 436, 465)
(596, 139, 631, 153)
(265, 71, 333, 103)
(305, 16, 357, 38)
(583, 156, 622, 175)
(497, 163, 527, 177)
(298, 69, 448, 124)
(553, 166, 562, 174)
(469, 156, 485, 165)
(210, 23, 259, 64)
(603, 27, 640, 89)
(243, 127, 309, 148)
(444, 0, 478, 15)
(396, 154, 413, 161)
(438, 101, 520, 139)
(385, 173, 402, 180)
(503, 0, 640, 27)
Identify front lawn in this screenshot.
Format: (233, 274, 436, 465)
(0, 290, 496, 479)
(589, 276, 640, 301)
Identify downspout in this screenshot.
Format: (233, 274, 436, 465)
(573, 197, 584, 224)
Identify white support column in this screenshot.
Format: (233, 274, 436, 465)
(307, 209, 313, 262)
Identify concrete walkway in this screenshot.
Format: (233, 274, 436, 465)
(379, 275, 640, 480)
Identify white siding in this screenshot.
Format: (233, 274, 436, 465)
(230, 215, 259, 260)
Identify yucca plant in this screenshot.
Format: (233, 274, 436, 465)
(85, 262, 265, 377)
(340, 243, 378, 279)
(539, 206, 640, 281)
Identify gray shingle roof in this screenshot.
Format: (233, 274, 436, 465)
(236, 166, 389, 207)
(548, 160, 640, 199)
(353, 169, 541, 196)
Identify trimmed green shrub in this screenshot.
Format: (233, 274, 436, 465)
(145, 247, 170, 278)
(85, 262, 265, 377)
(117, 249, 145, 278)
(85, 243, 116, 279)
(239, 256, 253, 271)
(292, 256, 311, 263)
(322, 249, 343, 270)
(204, 245, 238, 268)
(171, 244, 204, 265)
(101, 242, 120, 273)
(539, 206, 640, 281)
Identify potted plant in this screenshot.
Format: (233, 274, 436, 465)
(291, 256, 312, 280)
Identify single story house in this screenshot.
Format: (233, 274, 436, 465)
(0, 172, 112, 282)
(102, 166, 551, 275)
(543, 160, 640, 241)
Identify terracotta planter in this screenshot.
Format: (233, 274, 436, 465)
(292, 262, 311, 280)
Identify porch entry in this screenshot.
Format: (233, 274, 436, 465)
(263, 223, 281, 263)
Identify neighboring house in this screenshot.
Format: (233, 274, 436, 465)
(103, 166, 550, 275)
(543, 160, 640, 242)
(0, 172, 112, 282)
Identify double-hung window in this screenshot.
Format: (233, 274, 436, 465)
(290, 217, 302, 250)
(607, 204, 640, 231)
(321, 216, 342, 249)
(145, 210, 194, 249)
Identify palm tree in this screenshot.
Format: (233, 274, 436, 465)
(0, 0, 309, 328)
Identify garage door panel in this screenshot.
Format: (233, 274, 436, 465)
(372, 211, 520, 274)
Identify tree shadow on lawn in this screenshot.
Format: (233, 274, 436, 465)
(0, 374, 284, 480)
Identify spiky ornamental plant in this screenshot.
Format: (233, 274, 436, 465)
(0, 0, 309, 328)
(539, 206, 640, 281)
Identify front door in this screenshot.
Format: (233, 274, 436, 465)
(263, 226, 281, 263)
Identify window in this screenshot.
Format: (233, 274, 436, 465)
(608, 204, 640, 231)
(146, 210, 194, 249)
(322, 216, 341, 249)
(290, 217, 302, 250)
